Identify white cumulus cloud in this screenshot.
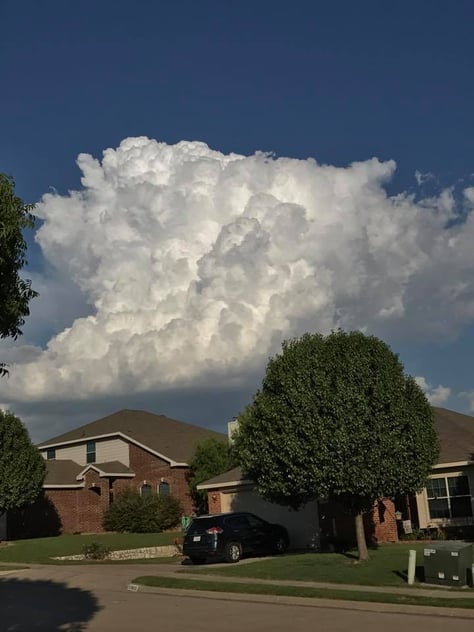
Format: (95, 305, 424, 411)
(2, 137, 474, 407)
(415, 377, 452, 406)
(459, 390, 474, 413)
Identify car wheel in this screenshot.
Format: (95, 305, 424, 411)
(224, 541, 242, 563)
(273, 535, 288, 554)
(190, 557, 206, 565)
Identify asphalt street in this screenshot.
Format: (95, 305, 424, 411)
(1, 564, 474, 632)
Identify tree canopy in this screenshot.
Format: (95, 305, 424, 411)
(0, 173, 38, 375)
(187, 437, 237, 514)
(233, 330, 439, 560)
(0, 409, 46, 513)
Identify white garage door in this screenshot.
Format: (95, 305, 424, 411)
(221, 489, 319, 550)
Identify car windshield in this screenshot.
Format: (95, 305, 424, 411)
(187, 517, 222, 535)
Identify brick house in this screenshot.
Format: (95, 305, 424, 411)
(30, 409, 225, 535)
(198, 407, 474, 549)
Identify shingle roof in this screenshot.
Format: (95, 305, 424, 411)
(199, 408, 474, 489)
(37, 409, 226, 464)
(44, 460, 84, 486)
(433, 407, 474, 463)
(197, 466, 247, 489)
(79, 461, 133, 476)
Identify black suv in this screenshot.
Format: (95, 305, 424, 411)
(182, 512, 289, 564)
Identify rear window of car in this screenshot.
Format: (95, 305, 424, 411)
(187, 517, 223, 534)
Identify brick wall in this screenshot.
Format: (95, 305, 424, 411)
(370, 499, 398, 543)
(42, 442, 194, 535)
(46, 469, 109, 534)
(125, 443, 194, 515)
(208, 491, 222, 514)
(319, 497, 399, 547)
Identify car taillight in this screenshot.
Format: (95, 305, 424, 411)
(205, 526, 223, 534)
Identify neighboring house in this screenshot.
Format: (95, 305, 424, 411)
(198, 467, 321, 549)
(199, 407, 474, 549)
(31, 409, 225, 535)
(414, 407, 474, 539)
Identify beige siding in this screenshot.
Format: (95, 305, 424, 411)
(96, 438, 129, 466)
(43, 438, 130, 467)
(54, 444, 87, 465)
(221, 488, 320, 549)
(416, 489, 429, 529)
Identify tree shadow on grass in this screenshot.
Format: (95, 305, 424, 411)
(0, 577, 100, 631)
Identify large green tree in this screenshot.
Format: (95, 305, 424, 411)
(187, 437, 237, 514)
(0, 173, 38, 376)
(0, 409, 46, 515)
(233, 330, 439, 560)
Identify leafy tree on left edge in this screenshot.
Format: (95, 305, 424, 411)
(0, 409, 46, 514)
(0, 173, 38, 376)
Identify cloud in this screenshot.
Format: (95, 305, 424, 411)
(415, 377, 451, 406)
(1, 137, 474, 413)
(414, 170, 435, 186)
(459, 391, 474, 413)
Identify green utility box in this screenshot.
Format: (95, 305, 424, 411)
(423, 542, 473, 587)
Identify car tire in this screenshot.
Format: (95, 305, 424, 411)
(190, 557, 206, 565)
(273, 534, 289, 554)
(224, 541, 242, 563)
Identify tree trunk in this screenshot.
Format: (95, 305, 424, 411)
(355, 512, 369, 561)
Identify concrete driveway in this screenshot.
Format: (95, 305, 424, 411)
(1, 563, 474, 632)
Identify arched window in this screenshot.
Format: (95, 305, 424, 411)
(140, 483, 152, 497)
(158, 481, 170, 496)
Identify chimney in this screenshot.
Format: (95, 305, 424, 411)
(227, 418, 239, 444)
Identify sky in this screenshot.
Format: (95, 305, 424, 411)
(1, 0, 474, 441)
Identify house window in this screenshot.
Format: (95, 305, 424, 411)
(86, 441, 96, 464)
(46, 448, 56, 460)
(158, 481, 170, 496)
(141, 484, 152, 497)
(427, 476, 473, 520)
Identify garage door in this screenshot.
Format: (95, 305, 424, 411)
(221, 489, 319, 550)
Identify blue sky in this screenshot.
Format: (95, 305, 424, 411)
(1, 0, 474, 439)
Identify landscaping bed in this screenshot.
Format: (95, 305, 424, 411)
(0, 532, 181, 564)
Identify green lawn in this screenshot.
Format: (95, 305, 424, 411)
(184, 544, 446, 587)
(0, 531, 181, 564)
(133, 575, 474, 610)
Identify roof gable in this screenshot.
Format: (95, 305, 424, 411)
(37, 409, 226, 465)
(76, 461, 134, 480)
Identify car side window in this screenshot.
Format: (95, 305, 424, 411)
(225, 515, 250, 529)
(246, 514, 266, 528)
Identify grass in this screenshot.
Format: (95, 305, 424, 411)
(0, 531, 181, 564)
(184, 544, 437, 587)
(0, 565, 28, 571)
(133, 575, 474, 610)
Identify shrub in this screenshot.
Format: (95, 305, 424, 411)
(83, 541, 111, 560)
(155, 495, 183, 531)
(400, 527, 447, 541)
(103, 489, 183, 533)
